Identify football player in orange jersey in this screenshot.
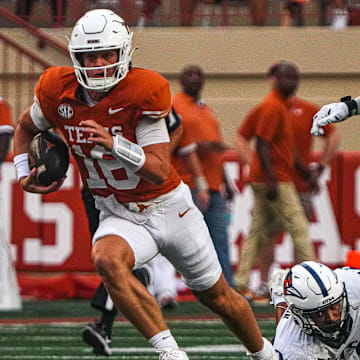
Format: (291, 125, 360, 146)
(82, 108, 181, 356)
(13, 9, 279, 360)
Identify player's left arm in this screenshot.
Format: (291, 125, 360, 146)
(275, 302, 288, 325)
(80, 118, 172, 186)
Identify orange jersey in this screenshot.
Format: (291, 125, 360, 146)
(290, 97, 334, 192)
(244, 89, 295, 183)
(34, 66, 181, 202)
(0, 97, 13, 134)
(172, 91, 224, 191)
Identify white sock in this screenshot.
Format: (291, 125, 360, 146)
(247, 337, 276, 359)
(149, 330, 179, 351)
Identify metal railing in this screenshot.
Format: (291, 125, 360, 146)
(0, 31, 51, 121)
(0, 0, 335, 27)
(0, 7, 68, 54)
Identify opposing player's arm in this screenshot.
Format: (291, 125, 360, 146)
(311, 96, 360, 136)
(268, 268, 289, 324)
(275, 302, 288, 325)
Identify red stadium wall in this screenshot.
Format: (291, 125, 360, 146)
(2, 151, 360, 298)
(2, 156, 94, 272)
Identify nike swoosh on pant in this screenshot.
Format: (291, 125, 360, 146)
(179, 208, 191, 218)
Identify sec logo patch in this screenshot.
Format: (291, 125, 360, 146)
(58, 104, 73, 119)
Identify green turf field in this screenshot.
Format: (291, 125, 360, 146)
(0, 300, 277, 359)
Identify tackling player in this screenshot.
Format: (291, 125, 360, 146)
(12, 9, 279, 360)
(268, 261, 360, 359)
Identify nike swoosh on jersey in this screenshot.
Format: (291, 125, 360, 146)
(108, 107, 125, 115)
(179, 208, 191, 218)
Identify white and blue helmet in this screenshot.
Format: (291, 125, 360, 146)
(283, 261, 350, 347)
(68, 9, 133, 91)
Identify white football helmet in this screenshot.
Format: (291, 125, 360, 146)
(68, 9, 133, 91)
(283, 261, 350, 347)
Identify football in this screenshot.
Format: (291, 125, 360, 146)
(28, 131, 70, 186)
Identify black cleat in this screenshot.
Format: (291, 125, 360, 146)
(82, 321, 112, 356)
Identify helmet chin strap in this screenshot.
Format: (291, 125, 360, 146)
(316, 315, 353, 349)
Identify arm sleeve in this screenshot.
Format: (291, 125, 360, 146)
(136, 117, 170, 148)
(30, 95, 53, 131)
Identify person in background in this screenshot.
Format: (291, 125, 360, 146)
(13, 9, 279, 360)
(0, 97, 13, 164)
(281, 0, 310, 26)
(172, 64, 234, 288)
(82, 108, 182, 356)
(233, 61, 317, 302)
(235, 64, 339, 300)
(180, 0, 267, 26)
(0, 96, 20, 311)
(15, 0, 67, 25)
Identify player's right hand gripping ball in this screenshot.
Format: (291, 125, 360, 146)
(28, 131, 70, 186)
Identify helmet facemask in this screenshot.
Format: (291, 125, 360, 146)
(291, 290, 349, 345)
(68, 9, 133, 92)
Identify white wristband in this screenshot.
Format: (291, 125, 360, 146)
(247, 337, 276, 359)
(14, 153, 31, 181)
(112, 135, 146, 173)
(195, 176, 209, 192)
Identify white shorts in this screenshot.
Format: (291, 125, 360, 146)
(93, 182, 222, 291)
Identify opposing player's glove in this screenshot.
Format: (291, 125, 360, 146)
(267, 268, 288, 306)
(311, 96, 358, 136)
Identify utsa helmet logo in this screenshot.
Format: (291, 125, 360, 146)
(284, 270, 306, 299)
(283, 271, 292, 295)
